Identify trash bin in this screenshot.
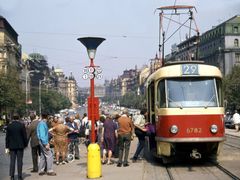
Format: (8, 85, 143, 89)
(87, 143, 102, 178)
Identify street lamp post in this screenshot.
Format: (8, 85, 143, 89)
(39, 79, 45, 117)
(78, 37, 105, 179)
(77, 37, 105, 143)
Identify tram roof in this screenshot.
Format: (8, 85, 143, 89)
(147, 61, 222, 82)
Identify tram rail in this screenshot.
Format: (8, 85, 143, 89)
(213, 163, 240, 180)
(165, 166, 174, 180)
(224, 142, 240, 150)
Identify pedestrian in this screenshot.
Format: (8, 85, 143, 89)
(5, 113, 28, 180)
(101, 114, 118, 165)
(49, 117, 73, 165)
(131, 109, 147, 162)
(116, 109, 134, 167)
(37, 112, 56, 176)
(27, 114, 40, 173)
(232, 110, 240, 131)
(81, 113, 90, 145)
(66, 116, 80, 159)
(82, 113, 88, 127)
(74, 114, 81, 130)
(97, 115, 105, 152)
(113, 113, 120, 158)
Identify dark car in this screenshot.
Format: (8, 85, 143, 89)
(224, 114, 234, 129)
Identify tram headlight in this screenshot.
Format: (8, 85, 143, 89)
(210, 124, 218, 134)
(170, 125, 178, 134)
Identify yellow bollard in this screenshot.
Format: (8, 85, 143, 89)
(87, 143, 102, 179)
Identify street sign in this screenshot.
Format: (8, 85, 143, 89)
(83, 74, 89, 80)
(89, 67, 95, 73)
(82, 66, 102, 80)
(95, 67, 102, 74)
(96, 74, 103, 79)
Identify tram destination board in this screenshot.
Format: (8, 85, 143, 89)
(181, 64, 199, 75)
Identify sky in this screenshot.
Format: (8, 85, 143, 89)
(0, 0, 240, 87)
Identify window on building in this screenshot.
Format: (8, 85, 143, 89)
(233, 26, 239, 33)
(236, 53, 240, 63)
(234, 39, 239, 47)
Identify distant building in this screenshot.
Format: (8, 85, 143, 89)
(55, 67, 68, 97)
(166, 15, 240, 76)
(95, 84, 105, 98)
(149, 54, 162, 73)
(138, 64, 150, 95)
(67, 73, 78, 107)
(120, 67, 138, 96)
(176, 35, 199, 61)
(199, 15, 240, 75)
(0, 16, 21, 74)
(55, 68, 78, 107)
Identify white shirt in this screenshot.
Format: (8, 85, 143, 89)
(233, 112, 240, 124)
(82, 116, 88, 127)
(134, 114, 145, 128)
(74, 119, 81, 129)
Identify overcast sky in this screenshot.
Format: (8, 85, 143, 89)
(0, 0, 239, 87)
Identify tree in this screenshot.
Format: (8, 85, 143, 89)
(119, 91, 145, 109)
(223, 65, 240, 111)
(0, 70, 25, 116)
(29, 87, 72, 115)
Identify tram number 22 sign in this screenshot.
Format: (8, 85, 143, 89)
(186, 128, 202, 134)
(181, 64, 199, 75)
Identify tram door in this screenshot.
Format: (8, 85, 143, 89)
(148, 81, 155, 124)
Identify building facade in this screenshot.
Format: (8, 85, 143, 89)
(199, 15, 240, 75)
(166, 15, 240, 76)
(0, 16, 21, 75)
(67, 73, 78, 107)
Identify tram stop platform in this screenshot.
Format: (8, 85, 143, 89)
(18, 138, 142, 180)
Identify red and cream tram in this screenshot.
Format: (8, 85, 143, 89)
(145, 61, 225, 162)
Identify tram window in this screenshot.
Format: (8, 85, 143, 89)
(216, 78, 223, 107)
(166, 77, 218, 108)
(158, 80, 166, 108)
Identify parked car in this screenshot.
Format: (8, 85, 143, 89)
(224, 113, 234, 129)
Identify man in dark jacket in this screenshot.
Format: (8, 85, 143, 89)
(27, 114, 40, 173)
(5, 113, 28, 180)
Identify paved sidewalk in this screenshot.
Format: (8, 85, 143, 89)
(4, 138, 143, 180)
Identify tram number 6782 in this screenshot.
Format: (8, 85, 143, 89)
(186, 128, 202, 134)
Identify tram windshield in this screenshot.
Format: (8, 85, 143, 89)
(165, 77, 218, 108)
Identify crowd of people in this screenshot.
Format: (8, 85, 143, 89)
(5, 108, 152, 180)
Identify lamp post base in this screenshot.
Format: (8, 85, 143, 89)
(87, 143, 102, 179)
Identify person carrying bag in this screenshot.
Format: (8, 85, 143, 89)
(132, 109, 147, 162)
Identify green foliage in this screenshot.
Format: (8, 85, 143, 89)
(30, 88, 72, 115)
(119, 91, 145, 109)
(223, 65, 240, 111)
(0, 70, 25, 116)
